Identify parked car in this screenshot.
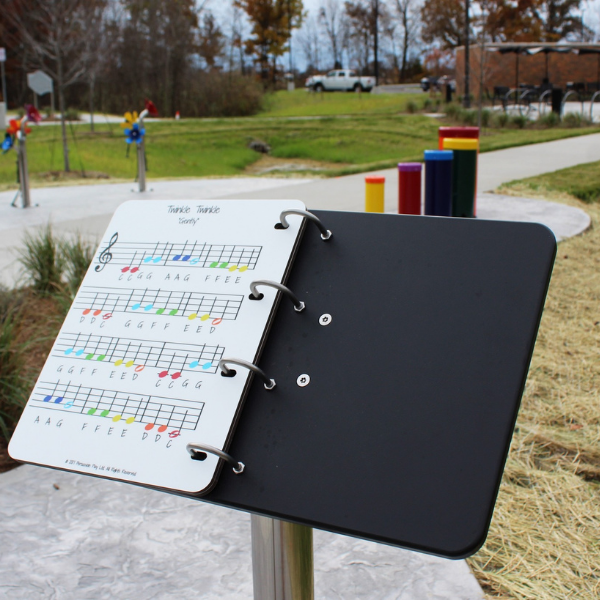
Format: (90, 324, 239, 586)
(305, 70, 375, 92)
(420, 75, 455, 93)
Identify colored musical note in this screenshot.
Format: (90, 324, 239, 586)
(121, 251, 141, 273)
(95, 232, 118, 273)
(33, 381, 203, 436)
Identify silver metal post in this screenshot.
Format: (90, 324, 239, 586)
(1, 60, 7, 107)
(136, 108, 149, 193)
(137, 138, 146, 192)
(251, 515, 314, 600)
(18, 118, 31, 208)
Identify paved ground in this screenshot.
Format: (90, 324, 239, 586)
(0, 133, 596, 599)
(0, 466, 483, 600)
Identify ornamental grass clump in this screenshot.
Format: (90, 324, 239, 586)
(18, 225, 66, 296)
(0, 291, 28, 442)
(18, 226, 95, 299)
(61, 235, 95, 297)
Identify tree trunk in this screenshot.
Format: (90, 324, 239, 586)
(401, 35, 408, 82)
(89, 74, 95, 133)
(57, 56, 70, 172)
(164, 49, 170, 118)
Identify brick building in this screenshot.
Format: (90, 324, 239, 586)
(455, 43, 600, 97)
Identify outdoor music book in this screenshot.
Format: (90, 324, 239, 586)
(9, 199, 306, 495)
(10, 202, 556, 559)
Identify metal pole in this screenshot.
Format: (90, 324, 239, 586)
(288, 0, 293, 74)
(1, 61, 7, 106)
(137, 139, 146, 192)
(374, 0, 379, 86)
(17, 119, 31, 209)
(463, 0, 470, 108)
(137, 109, 149, 193)
(251, 515, 314, 600)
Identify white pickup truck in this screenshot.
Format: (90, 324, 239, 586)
(305, 70, 375, 92)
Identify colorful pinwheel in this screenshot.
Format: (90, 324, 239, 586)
(25, 104, 42, 123)
(7, 118, 30, 136)
(121, 111, 146, 144)
(1, 133, 14, 154)
(144, 99, 158, 117)
(121, 111, 138, 130)
(124, 122, 145, 144)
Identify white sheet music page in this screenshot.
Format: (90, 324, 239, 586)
(9, 199, 305, 494)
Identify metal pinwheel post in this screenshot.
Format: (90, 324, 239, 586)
(16, 116, 31, 208)
(3, 111, 36, 209)
(136, 108, 148, 192)
(122, 101, 157, 193)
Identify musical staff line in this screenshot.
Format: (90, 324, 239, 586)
(74, 286, 244, 322)
(53, 333, 225, 377)
(95, 235, 262, 272)
(31, 380, 204, 432)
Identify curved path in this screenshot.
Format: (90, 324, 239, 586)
(0, 134, 596, 600)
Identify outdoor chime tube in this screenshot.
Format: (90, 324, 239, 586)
(18, 116, 31, 209)
(137, 108, 149, 192)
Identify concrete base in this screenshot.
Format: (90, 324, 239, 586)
(0, 465, 484, 600)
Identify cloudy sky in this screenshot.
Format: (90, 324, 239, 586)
(207, 0, 600, 73)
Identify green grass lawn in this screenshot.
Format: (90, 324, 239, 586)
(258, 88, 423, 117)
(2, 93, 600, 187)
(503, 160, 600, 203)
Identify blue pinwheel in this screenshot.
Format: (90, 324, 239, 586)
(1, 133, 14, 154)
(124, 122, 145, 145)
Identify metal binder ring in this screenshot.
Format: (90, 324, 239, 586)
(186, 443, 245, 474)
(218, 358, 276, 390)
(249, 280, 305, 312)
(277, 209, 332, 240)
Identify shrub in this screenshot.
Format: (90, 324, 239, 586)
(480, 109, 492, 128)
(19, 225, 66, 296)
(511, 115, 528, 129)
(461, 109, 478, 125)
(0, 292, 27, 442)
(64, 108, 80, 121)
(539, 112, 561, 127)
(445, 103, 463, 119)
(61, 236, 95, 297)
(562, 112, 592, 128)
(406, 99, 419, 114)
(494, 112, 509, 128)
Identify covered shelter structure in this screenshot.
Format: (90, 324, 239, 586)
(455, 43, 600, 98)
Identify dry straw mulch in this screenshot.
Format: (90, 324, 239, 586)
(468, 186, 600, 599)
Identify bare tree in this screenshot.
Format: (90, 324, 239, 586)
(298, 15, 323, 72)
(80, 1, 110, 132)
(6, 0, 93, 172)
(383, 19, 401, 81)
(319, 0, 347, 68)
(198, 12, 225, 69)
(227, 5, 247, 73)
(392, 0, 419, 81)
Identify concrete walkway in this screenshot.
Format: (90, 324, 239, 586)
(0, 466, 483, 600)
(216, 132, 600, 209)
(0, 133, 596, 599)
(0, 134, 595, 287)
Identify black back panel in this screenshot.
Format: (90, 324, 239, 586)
(195, 211, 555, 558)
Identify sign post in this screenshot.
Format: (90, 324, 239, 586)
(27, 70, 53, 115)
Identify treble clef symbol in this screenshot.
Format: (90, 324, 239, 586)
(95, 232, 118, 272)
